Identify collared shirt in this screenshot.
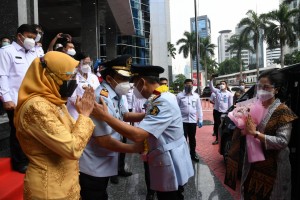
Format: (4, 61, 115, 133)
(0, 42, 44, 104)
(138, 92, 194, 191)
(79, 81, 128, 177)
(126, 87, 134, 109)
(67, 72, 100, 120)
(209, 81, 233, 113)
(177, 91, 203, 123)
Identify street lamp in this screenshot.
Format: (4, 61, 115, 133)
(194, 0, 201, 94)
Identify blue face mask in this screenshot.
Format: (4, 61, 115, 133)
(1, 42, 10, 47)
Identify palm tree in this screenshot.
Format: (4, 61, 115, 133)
(167, 42, 176, 59)
(199, 37, 216, 86)
(263, 3, 300, 68)
(176, 31, 196, 78)
(238, 10, 266, 78)
(226, 34, 255, 82)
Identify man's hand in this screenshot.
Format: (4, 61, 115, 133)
(3, 101, 15, 110)
(91, 97, 109, 120)
(75, 86, 95, 117)
(197, 120, 203, 128)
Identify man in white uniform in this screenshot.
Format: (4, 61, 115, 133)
(0, 24, 44, 173)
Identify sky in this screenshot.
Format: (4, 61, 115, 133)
(169, 0, 280, 74)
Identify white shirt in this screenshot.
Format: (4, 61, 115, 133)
(0, 42, 44, 104)
(177, 91, 203, 123)
(67, 72, 100, 120)
(209, 81, 233, 113)
(126, 86, 134, 110)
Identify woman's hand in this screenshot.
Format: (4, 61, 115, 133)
(91, 97, 109, 120)
(245, 115, 256, 136)
(75, 86, 95, 117)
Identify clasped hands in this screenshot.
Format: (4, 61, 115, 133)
(241, 115, 257, 136)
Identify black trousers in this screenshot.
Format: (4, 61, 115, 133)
(213, 109, 224, 141)
(156, 185, 184, 200)
(79, 172, 109, 200)
(7, 110, 28, 169)
(118, 136, 127, 172)
(183, 123, 197, 155)
(143, 161, 155, 195)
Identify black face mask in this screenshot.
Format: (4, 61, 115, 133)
(184, 85, 192, 93)
(59, 80, 78, 98)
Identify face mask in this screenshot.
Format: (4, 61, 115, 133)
(59, 79, 78, 98)
(35, 33, 42, 42)
(184, 85, 192, 93)
(133, 80, 144, 99)
(21, 35, 35, 50)
(67, 48, 76, 56)
(256, 89, 275, 102)
(81, 64, 90, 74)
(240, 86, 245, 90)
(1, 42, 10, 47)
(220, 85, 225, 90)
(115, 81, 131, 96)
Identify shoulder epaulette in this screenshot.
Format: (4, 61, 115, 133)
(100, 88, 109, 98)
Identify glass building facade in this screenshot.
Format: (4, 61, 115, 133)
(100, 0, 150, 64)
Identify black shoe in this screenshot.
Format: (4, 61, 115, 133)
(118, 170, 132, 177)
(13, 165, 27, 174)
(212, 140, 219, 145)
(146, 192, 155, 200)
(191, 154, 199, 162)
(110, 175, 119, 184)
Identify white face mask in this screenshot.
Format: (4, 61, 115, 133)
(115, 82, 131, 96)
(256, 89, 275, 102)
(133, 80, 144, 99)
(22, 36, 35, 50)
(220, 84, 225, 90)
(240, 86, 245, 90)
(81, 64, 90, 74)
(35, 33, 41, 42)
(67, 48, 76, 56)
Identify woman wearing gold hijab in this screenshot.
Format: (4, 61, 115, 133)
(14, 51, 95, 199)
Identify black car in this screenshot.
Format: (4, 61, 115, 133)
(201, 86, 212, 98)
(218, 64, 300, 199)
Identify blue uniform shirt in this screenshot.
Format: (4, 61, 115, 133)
(79, 81, 128, 177)
(138, 91, 194, 191)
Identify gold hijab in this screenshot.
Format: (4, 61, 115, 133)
(14, 51, 79, 126)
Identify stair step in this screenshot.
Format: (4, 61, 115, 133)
(0, 158, 11, 176)
(0, 172, 24, 200)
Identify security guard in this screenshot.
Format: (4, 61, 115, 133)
(93, 64, 194, 200)
(79, 55, 144, 200)
(0, 24, 44, 173)
(177, 79, 203, 162)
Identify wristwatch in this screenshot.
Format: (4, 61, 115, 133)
(254, 131, 260, 138)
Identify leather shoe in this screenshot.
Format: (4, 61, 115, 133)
(110, 175, 119, 184)
(13, 165, 27, 174)
(118, 170, 132, 177)
(191, 154, 199, 162)
(146, 192, 155, 200)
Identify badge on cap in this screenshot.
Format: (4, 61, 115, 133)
(100, 89, 109, 98)
(149, 105, 160, 116)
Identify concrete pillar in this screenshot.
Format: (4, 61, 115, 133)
(106, 26, 117, 60)
(81, 0, 98, 60)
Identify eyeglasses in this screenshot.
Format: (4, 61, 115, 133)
(256, 84, 274, 91)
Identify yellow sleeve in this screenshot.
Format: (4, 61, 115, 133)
(20, 99, 95, 160)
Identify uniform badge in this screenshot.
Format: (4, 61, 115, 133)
(149, 105, 160, 116)
(100, 89, 109, 98)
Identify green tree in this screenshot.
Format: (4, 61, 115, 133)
(226, 34, 254, 81)
(218, 58, 242, 75)
(199, 37, 217, 86)
(263, 3, 300, 68)
(176, 31, 196, 77)
(170, 74, 187, 93)
(238, 10, 266, 78)
(167, 42, 176, 59)
(283, 50, 300, 65)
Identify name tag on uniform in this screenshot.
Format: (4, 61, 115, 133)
(15, 56, 22, 59)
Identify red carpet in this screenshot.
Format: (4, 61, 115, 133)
(196, 100, 241, 200)
(0, 158, 24, 200)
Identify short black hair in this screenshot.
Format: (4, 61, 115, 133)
(100, 68, 117, 81)
(0, 36, 11, 42)
(75, 52, 89, 61)
(17, 24, 37, 35)
(62, 40, 74, 48)
(184, 79, 193, 84)
(159, 77, 168, 82)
